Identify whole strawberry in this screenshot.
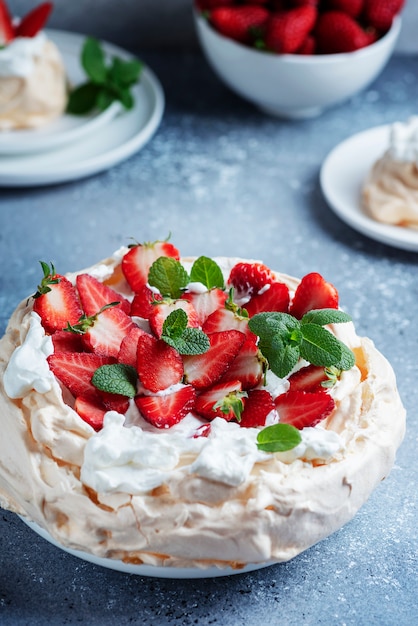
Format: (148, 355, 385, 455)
(325, 0, 364, 19)
(315, 10, 375, 54)
(362, 0, 404, 32)
(265, 6, 318, 54)
(209, 6, 269, 44)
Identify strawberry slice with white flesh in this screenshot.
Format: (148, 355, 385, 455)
(274, 390, 335, 430)
(48, 352, 115, 399)
(80, 307, 136, 358)
(181, 288, 227, 326)
(219, 339, 265, 390)
(244, 281, 290, 317)
(121, 239, 180, 293)
(149, 299, 199, 338)
(118, 325, 150, 368)
(194, 380, 245, 422)
(183, 329, 246, 390)
(32, 263, 83, 334)
(136, 333, 184, 393)
(76, 273, 130, 317)
(135, 385, 196, 429)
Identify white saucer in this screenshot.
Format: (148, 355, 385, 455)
(0, 30, 122, 155)
(320, 124, 418, 252)
(0, 31, 164, 186)
(20, 517, 275, 578)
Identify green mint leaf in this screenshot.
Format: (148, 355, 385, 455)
(334, 341, 356, 371)
(301, 308, 352, 326)
(189, 256, 225, 290)
(300, 324, 343, 367)
(257, 423, 302, 453)
(109, 57, 142, 87)
(249, 312, 302, 378)
(82, 37, 107, 84)
(92, 363, 137, 398)
(164, 327, 210, 355)
(148, 257, 189, 299)
(261, 334, 300, 379)
(162, 309, 188, 341)
(66, 83, 100, 114)
(116, 86, 135, 110)
(96, 88, 115, 111)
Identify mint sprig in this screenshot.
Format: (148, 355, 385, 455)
(92, 363, 138, 398)
(248, 309, 355, 379)
(161, 309, 210, 355)
(257, 423, 302, 453)
(189, 256, 225, 290)
(67, 37, 142, 115)
(148, 257, 189, 299)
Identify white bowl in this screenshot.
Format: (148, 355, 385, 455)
(194, 11, 401, 119)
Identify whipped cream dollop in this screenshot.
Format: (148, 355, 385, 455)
(3, 312, 54, 399)
(362, 117, 418, 228)
(0, 33, 67, 130)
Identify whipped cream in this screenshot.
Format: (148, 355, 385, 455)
(0, 33, 47, 77)
(3, 312, 54, 399)
(388, 116, 418, 163)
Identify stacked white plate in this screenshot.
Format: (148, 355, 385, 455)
(0, 30, 164, 186)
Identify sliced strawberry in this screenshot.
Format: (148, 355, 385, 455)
(0, 0, 14, 44)
(121, 239, 180, 293)
(135, 385, 196, 429)
(274, 390, 335, 430)
(32, 265, 83, 334)
(181, 288, 227, 326)
(130, 285, 163, 319)
(239, 389, 275, 428)
(192, 423, 212, 438)
(76, 273, 130, 317)
(100, 392, 130, 415)
(228, 262, 275, 296)
(244, 281, 290, 317)
(74, 396, 107, 431)
(48, 352, 114, 399)
(289, 272, 339, 319)
(15, 2, 53, 38)
(220, 339, 265, 390)
(183, 329, 246, 390)
(118, 325, 149, 368)
(326, 0, 364, 19)
(81, 307, 136, 358)
(288, 364, 330, 393)
(51, 329, 84, 353)
(149, 299, 199, 338)
(137, 333, 184, 393)
(194, 380, 245, 422)
(202, 308, 256, 343)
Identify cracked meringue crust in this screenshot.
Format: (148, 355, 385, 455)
(0, 254, 406, 569)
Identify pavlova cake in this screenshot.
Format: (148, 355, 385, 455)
(0, 238, 405, 570)
(363, 117, 418, 229)
(0, 1, 67, 130)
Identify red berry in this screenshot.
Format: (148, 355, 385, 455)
(275, 389, 335, 429)
(76, 273, 130, 317)
(228, 262, 276, 296)
(326, 0, 364, 19)
(265, 6, 318, 54)
(289, 272, 339, 319)
(121, 239, 180, 293)
(239, 389, 275, 428)
(48, 352, 114, 400)
(149, 299, 199, 338)
(0, 0, 14, 44)
(220, 339, 265, 390)
(288, 364, 330, 392)
(362, 0, 404, 32)
(137, 333, 184, 393)
(130, 285, 163, 319)
(135, 385, 196, 429)
(209, 6, 269, 44)
(33, 266, 83, 334)
(244, 281, 290, 317)
(315, 11, 374, 54)
(194, 380, 245, 422)
(81, 307, 136, 358)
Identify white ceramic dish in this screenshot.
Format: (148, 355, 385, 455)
(20, 517, 275, 578)
(194, 11, 401, 119)
(0, 30, 121, 155)
(320, 124, 418, 252)
(0, 31, 164, 186)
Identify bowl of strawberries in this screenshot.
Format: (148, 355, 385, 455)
(193, 0, 403, 119)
